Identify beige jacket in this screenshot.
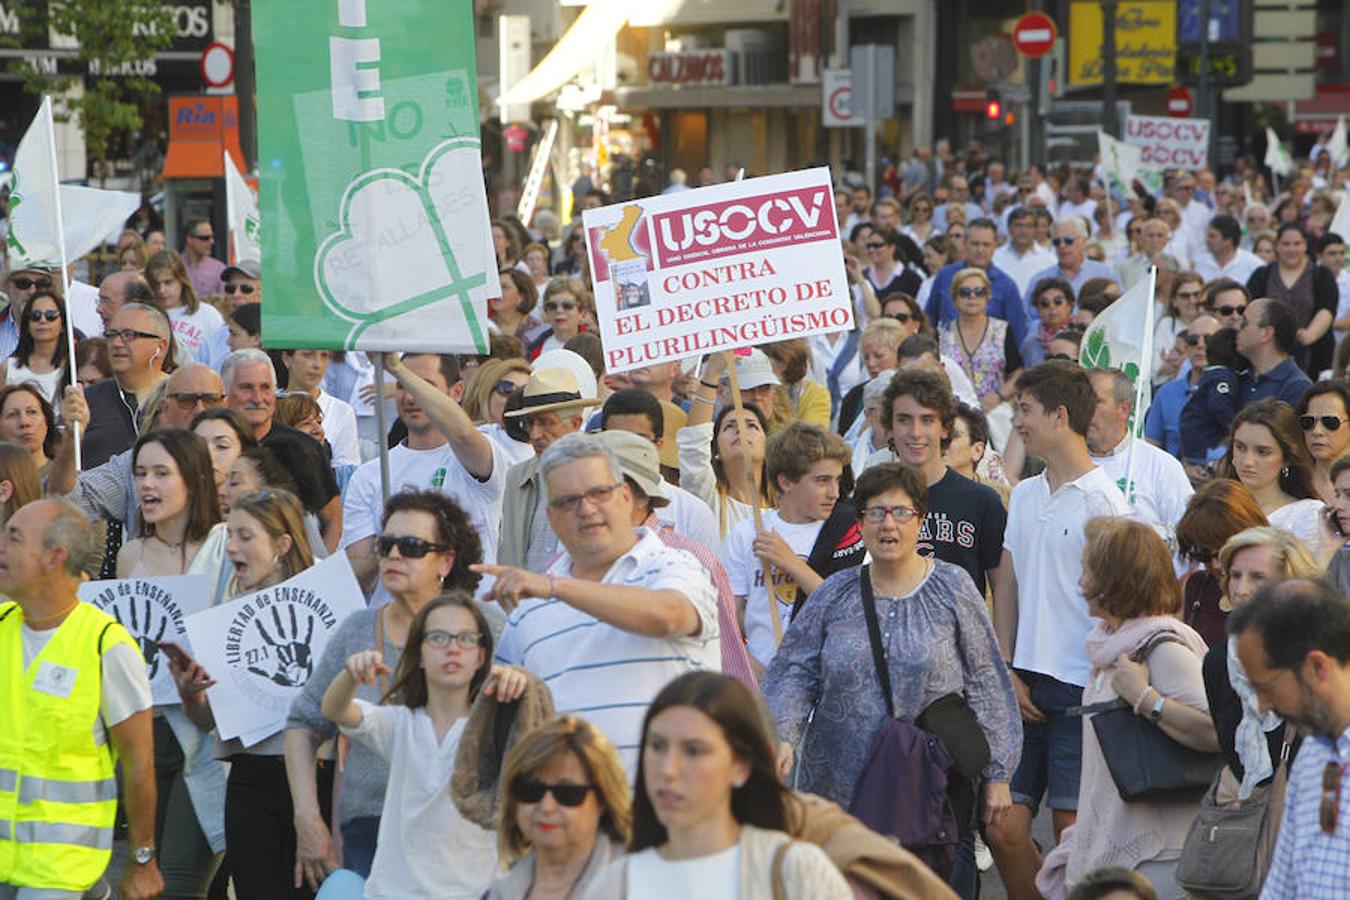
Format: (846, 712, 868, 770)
(496, 455, 542, 570)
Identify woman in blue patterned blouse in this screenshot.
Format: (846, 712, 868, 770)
(762, 463, 1019, 887)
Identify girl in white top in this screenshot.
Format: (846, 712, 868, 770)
(2, 290, 69, 406)
(322, 593, 529, 899)
(585, 672, 849, 900)
(678, 353, 775, 539)
(1218, 399, 1334, 563)
(147, 249, 226, 358)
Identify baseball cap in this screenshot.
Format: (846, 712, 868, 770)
(596, 430, 670, 508)
(724, 349, 780, 390)
(222, 259, 261, 281)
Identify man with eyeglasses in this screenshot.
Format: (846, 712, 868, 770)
(342, 352, 505, 600)
(50, 364, 225, 574)
(1242, 204, 1271, 250)
(94, 271, 189, 371)
(1204, 279, 1251, 331)
(1024, 218, 1121, 318)
(1145, 315, 1219, 460)
(195, 259, 262, 370)
(497, 368, 593, 571)
(79, 303, 171, 469)
(483, 432, 719, 773)
(993, 208, 1055, 296)
(1233, 579, 1350, 895)
(1195, 214, 1263, 284)
(180, 218, 226, 300)
(1235, 298, 1311, 408)
(922, 217, 1030, 345)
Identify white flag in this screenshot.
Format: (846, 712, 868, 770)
(1080, 267, 1158, 434)
(1265, 128, 1295, 178)
(1098, 131, 1141, 198)
(224, 151, 261, 264)
(1329, 117, 1350, 170)
(4, 98, 139, 270)
(1331, 193, 1350, 242)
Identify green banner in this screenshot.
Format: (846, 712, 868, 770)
(253, 0, 493, 352)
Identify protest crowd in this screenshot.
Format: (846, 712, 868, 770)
(10, 120, 1350, 900)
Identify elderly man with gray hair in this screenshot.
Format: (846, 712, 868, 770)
(80, 302, 173, 469)
(1023, 217, 1120, 317)
(478, 431, 719, 773)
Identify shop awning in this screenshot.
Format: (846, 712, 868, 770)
(1283, 83, 1350, 134)
(162, 95, 247, 179)
(498, 0, 630, 108)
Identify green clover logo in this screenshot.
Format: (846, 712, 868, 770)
(314, 136, 490, 351)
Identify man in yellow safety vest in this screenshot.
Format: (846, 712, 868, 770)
(0, 499, 162, 899)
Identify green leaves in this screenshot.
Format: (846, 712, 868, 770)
(1082, 327, 1111, 369)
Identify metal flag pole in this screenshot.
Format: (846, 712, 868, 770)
(42, 95, 81, 472)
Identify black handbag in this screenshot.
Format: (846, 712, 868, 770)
(1069, 633, 1223, 803)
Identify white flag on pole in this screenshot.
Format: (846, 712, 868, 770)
(1080, 267, 1158, 435)
(1329, 116, 1350, 170)
(1098, 131, 1142, 198)
(1331, 193, 1350, 242)
(1265, 128, 1295, 178)
(224, 151, 260, 264)
(4, 99, 139, 270)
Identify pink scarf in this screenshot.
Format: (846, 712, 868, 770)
(1083, 614, 1208, 675)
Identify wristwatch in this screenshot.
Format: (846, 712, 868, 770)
(130, 845, 156, 865)
(1149, 695, 1166, 723)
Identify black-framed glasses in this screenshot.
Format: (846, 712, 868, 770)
(1176, 290, 1203, 301)
(1323, 761, 1344, 834)
(376, 534, 448, 558)
(1182, 333, 1203, 346)
(105, 328, 163, 344)
(189, 232, 214, 241)
(1037, 295, 1069, 308)
(1215, 304, 1247, 317)
(890, 312, 913, 324)
(512, 779, 594, 807)
(9, 277, 52, 291)
(494, 379, 520, 397)
(860, 504, 919, 524)
(549, 482, 622, 514)
(167, 391, 225, 410)
(1047, 352, 1073, 361)
(1052, 236, 1077, 247)
(423, 630, 483, 650)
(957, 286, 988, 298)
(865, 242, 886, 250)
(224, 283, 256, 295)
(1301, 415, 1346, 432)
(543, 301, 577, 313)
(25, 309, 60, 322)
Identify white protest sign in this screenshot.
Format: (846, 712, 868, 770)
(184, 554, 364, 745)
(1123, 115, 1211, 171)
(582, 167, 853, 374)
(80, 575, 211, 707)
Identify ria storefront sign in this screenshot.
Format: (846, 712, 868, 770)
(648, 49, 735, 86)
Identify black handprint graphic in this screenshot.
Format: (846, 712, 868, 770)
(113, 597, 169, 679)
(247, 605, 316, 688)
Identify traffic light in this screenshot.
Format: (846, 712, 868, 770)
(985, 89, 1002, 120)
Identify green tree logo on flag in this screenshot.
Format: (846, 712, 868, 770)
(4, 167, 25, 258)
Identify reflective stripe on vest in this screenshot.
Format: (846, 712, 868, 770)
(0, 819, 115, 850)
(17, 775, 118, 806)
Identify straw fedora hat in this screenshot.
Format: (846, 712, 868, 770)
(503, 366, 596, 418)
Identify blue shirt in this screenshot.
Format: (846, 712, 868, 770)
(1242, 357, 1312, 409)
(924, 261, 1030, 345)
(1023, 259, 1122, 318)
(1145, 372, 1195, 459)
(1261, 727, 1350, 898)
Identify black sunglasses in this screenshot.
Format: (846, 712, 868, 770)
(1215, 304, 1247, 317)
(890, 312, 913, 324)
(1300, 415, 1346, 432)
(189, 232, 214, 241)
(224, 283, 256, 295)
(25, 309, 60, 322)
(493, 379, 520, 396)
(512, 779, 594, 807)
(376, 534, 448, 558)
(167, 391, 225, 410)
(1047, 352, 1074, 361)
(1183, 333, 1203, 346)
(9, 277, 51, 291)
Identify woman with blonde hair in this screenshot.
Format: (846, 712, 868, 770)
(526, 276, 592, 360)
(146, 249, 226, 358)
(761, 339, 830, 428)
(488, 716, 632, 899)
(461, 357, 533, 466)
(938, 267, 1022, 415)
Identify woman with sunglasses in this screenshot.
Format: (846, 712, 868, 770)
(490, 715, 631, 899)
(902, 193, 938, 244)
(588, 671, 851, 899)
(862, 227, 923, 299)
(764, 464, 1017, 898)
(146, 250, 226, 359)
(1216, 399, 1333, 562)
(526, 276, 591, 360)
(321, 592, 526, 898)
(1019, 278, 1075, 367)
(118, 428, 230, 900)
(1152, 272, 1206, 384)
(285, 489, 485, 887)
(2, 290, 69, 405)
(461, 357, 534, 467)
(1296, 381, 1350, 501)
(939, 268, 1023, 416)
(168, 488, 324, 898)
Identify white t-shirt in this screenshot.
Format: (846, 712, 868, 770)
(168, 304, 226, 358)
(625, 845, 741, 900)
(722, 510, 823, 666)
(1269, 498, 1328, 559)
(315, 390, 361, 466)
(22, 617, 153, 745)
(495, 529, 719, 774)
(1091, 436, 1194, 535)
(343, 702, 497, 899)
(1003, 466, 1132, 687)
(479, 421, 534, 469)
(654, 484, 721, 554)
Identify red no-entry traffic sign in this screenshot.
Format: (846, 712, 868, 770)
(1012, 13, 1056, 59)
(1167, 84, 1194, 118)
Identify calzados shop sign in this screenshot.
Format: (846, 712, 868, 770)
(583, 168, 853, 373)
(648, 50, 733, 86)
